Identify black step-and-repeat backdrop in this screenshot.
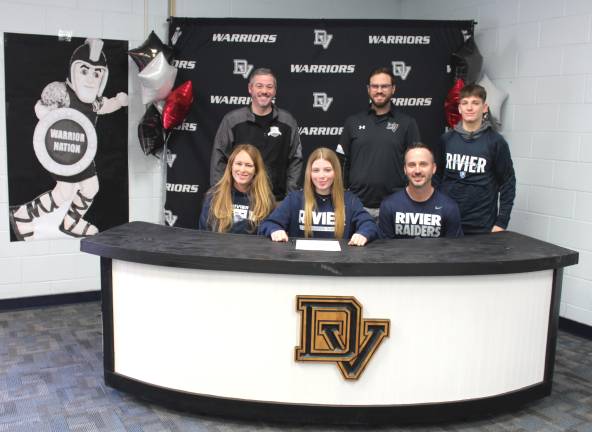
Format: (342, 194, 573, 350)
(165, 18, 472, 228)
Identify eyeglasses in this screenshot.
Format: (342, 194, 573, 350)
(368, 84, 393, 90)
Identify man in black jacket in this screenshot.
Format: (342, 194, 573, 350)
(210, 68, 302, 200)
(440, 83, 516, 234)
(338, 67, 420, 218)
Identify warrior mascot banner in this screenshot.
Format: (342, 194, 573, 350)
(5, 33, 128, 241)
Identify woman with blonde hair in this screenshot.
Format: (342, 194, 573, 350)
(260, 147, 377, 246)
(199, 144, 275, 234)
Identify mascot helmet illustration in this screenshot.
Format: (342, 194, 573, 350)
(68, 39, 109, 103)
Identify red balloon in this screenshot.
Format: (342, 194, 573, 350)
(444, 78, 465, 128)
(162, 81, 193, 130)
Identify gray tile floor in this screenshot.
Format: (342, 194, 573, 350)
(1, 301, 591, 431)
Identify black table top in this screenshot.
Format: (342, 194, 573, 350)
(80, 221, 578, 277)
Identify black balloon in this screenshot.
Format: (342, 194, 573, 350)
(138, 104, 165, 155)
(452, 36, 483, 84)
(128, 31, 174, 71)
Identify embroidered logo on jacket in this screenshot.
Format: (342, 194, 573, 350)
(386, 122, 399, 133)
(267, 126, 282, 137)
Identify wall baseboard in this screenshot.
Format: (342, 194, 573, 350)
(559, 317, 592, 340)
(0, 291, 100, 312)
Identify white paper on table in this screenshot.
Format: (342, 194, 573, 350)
(295, 239, 341, 252)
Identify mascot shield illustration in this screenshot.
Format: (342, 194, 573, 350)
(33, 107, 97, 177)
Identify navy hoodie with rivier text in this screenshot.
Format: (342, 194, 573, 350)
(259, 190, 378, 241)
(439, 121, 516, 234)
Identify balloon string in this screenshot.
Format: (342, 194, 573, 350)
(152, 130, 172, 161)
(164, 130, 172, 146)
(159, 133, 169, 225)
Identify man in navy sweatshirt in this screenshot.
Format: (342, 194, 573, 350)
(439, 84, 516, 234)
(379, 142, 462, 239)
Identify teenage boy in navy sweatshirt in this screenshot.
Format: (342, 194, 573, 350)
(439, 84, 516, 234)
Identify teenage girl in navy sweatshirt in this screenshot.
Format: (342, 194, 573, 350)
(259, 147, 377, 246)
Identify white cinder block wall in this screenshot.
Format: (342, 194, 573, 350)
(0, 0, 401, 302)
(0, 0, 168, 300)
(400, 0, 592, 326)
(173, 0, 400, 19)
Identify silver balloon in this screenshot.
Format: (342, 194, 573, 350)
(138, 52, 177, 104)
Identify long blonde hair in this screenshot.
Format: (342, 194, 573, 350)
(208, 144, 275, 233)
(302, 147, 345, 239)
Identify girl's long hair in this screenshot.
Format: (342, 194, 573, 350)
(302, 147, 345, 239)
(208, 144, 275, 233)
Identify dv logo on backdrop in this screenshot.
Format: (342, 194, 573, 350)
(233, 59, 254, 79)
(313, 29, 333, 49)
(164, 210, 178, 227)
(392, 61, 411, 80)
(166, 149, 177, 168)
(313, 92, 333, 112)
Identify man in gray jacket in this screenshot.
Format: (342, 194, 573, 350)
(210, 68, 302, 200)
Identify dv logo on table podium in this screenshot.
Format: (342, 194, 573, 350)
(295, 296, 389, 380)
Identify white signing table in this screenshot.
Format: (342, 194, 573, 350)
(81, 222, 578, 425)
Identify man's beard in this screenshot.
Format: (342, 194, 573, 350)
(372, 95, 391, 109)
